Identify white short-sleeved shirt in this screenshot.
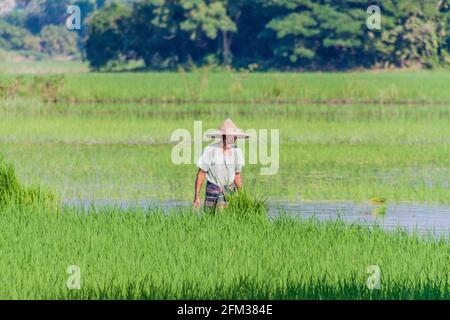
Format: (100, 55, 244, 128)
(196, 142, 244, 187)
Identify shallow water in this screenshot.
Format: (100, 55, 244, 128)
(64, 199, 450, 239)
(269, 201, 450, 239)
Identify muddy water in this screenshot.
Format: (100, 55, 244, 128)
(64, 199, 450, 239)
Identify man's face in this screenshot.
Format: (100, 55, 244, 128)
(224, 135, 236, 146)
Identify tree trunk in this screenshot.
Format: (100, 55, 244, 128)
(222, 31, 232, 65)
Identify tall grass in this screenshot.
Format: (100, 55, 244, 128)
(1, 71, 450, 104)
(223, 190, 268, 220)
(0, 204, 447, 299)
(0, 75, 64, 102)
(0, 72, 449, 203)
(0, 156, 58, 209)
(0, 69, 448, 300)
(2, 101, 450, 119)
(2, 141, 449, 203)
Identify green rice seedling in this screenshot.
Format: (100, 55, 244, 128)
(55, 71, 450, 104)
(0, 157, 22, 206)
(0, 66, 448, 300)
(0, 204, 447, 299)
(1, 72, 450, 204)
(0, 156, 58, 209)
(222, 189, 268, 220)
(2, 70, 450, 104)
(2, 139, 449, 203)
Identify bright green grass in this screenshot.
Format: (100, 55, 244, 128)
(0, 205, 447, 299)
(1, 71, 450, 103)
(0, 156, 58, 209)
(48, 71, 450, 103)
(2, 143, 449, 203)
(0, 101, 449, 203)
(0, 114, 449, 144)
(0, 73, 449, 203)
(0, 70, 448, 300)
(2, 99, 450, 119)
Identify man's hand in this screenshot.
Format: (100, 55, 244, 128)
(194, 169, 206, 209)
(234, 172, 243, 190)
(193, 197, 201, 209)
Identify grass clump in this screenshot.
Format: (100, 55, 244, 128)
(224, 189, 268, 220)
(0, 156, 58, 209)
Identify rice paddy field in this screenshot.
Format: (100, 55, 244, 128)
(0, 205, 448, 300)
(0, 63, 449, 299)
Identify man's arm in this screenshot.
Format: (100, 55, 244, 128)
(234, 173, 243, 190)
(194, 169, 206, 208)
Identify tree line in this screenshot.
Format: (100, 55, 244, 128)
(1, 1, 448, 70)
(0, 0, 100, 59)
(85, 0, 450, 70)
(0, 0, 134, 58)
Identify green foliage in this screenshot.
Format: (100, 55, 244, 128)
(39, 25, 79, 57)
(0, 156, 58, 209)
(82, 0, 449, 70)
(2, 9, 28, 29)
(0, 158, 21, 206)
(0, 2, 79, 58)
(0, 19, 36, 51)
(1, 0, 449, 69)
(84, 3, 132, 69)
(23, 0, 96, 34)
(0, 205, 447, 299)
(266, 0, 367, 68)
(0, 0, 114, 59)
(126, 0, 236, 69)
(368, 0, 449, 68)
(223, 190, 268, 220)
(2, 71, 450, 204)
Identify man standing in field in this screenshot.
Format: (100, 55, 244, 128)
(194, 119, 248, 209)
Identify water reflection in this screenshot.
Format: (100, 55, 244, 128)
(269, 201, 450, 238)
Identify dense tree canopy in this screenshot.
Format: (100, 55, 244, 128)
(1, 0, 449, 69)
(84, 3, 132, 69)
(0, 19, 28, 51)
(39, 25, 79, 57)
(83, 0, 449, 70)
(0, 0, 125, 58)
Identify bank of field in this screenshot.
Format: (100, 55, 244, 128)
(0, 205, 448, 300)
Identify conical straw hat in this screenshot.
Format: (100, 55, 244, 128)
(205, 118, 249, 139)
